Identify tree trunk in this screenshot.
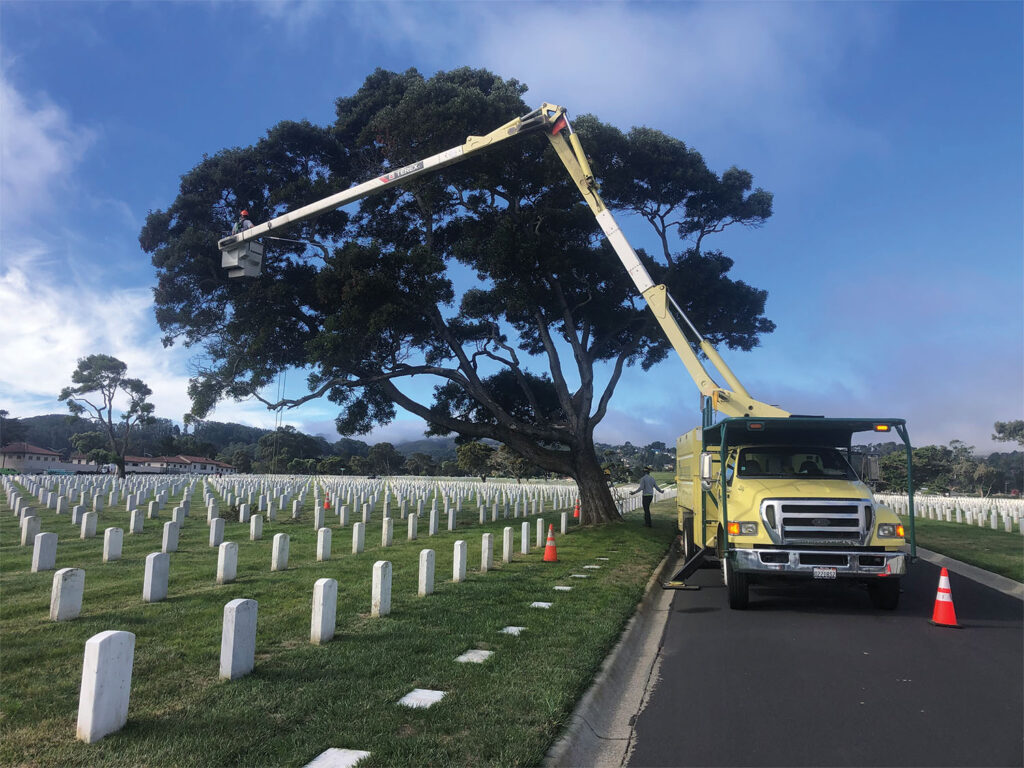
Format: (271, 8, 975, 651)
(572, 441, 622, 525)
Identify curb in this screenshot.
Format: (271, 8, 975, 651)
(916, 547, 1023, 600)
(543, 546, 680, 768)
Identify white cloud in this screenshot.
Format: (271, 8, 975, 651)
(347, 1, 886, 152)
(253, 0, 327, 39)
(0, 238, 284, 430)
(0, 71, 95, 230)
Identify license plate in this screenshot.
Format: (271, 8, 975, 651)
(813, 567, 837, 580)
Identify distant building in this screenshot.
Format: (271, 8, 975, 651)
(1, 443, 64, 472)
(0, 445, 236, 475)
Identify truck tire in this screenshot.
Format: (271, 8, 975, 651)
(868, 578, 901, 610)
(723, 556, 749, 610)
(682, 518, 697, 561)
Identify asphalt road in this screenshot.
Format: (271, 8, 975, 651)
(628, 558, 1024, 767)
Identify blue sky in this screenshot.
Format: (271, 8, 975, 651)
(1, 1, 1021, 453)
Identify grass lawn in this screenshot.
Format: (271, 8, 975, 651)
(903, 515, 1023, 583)
(1, 482, 677, 767)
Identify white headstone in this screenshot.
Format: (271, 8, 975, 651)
(210, 518, 225, 548)
(21, 514, 41, 546)
(381, 517, 393, 547)
(271, 533, 289, 571)
(220, 598, 257, 680)
(143, 552, 170, 602)
(311, 578, 338, 645)
(561, 511, 569, 535)
(503, 526, 513, 563)
(317, 528, 332, 562)
(103, 528, 123, 563)
(521, 522, 530, 555)
(128, 509, 144, 534)
(419, 549, 435, 597)
(314, 508, 325, 531)
(51, 567, 85, 620)
(32, 531, 58, 572)
(216, 541, 238, 585)
(481, 533, 494, 573)
(371, 561, 392, 617)
(161, 522, 179, 554)
(250, 514, 263, 541)
(453, 540, 467, 583)
(537, 518, 545, 548)
(407, 513, 418, 541)
(81, 512, 98, 540)
(76, 630, 135, 743)
(352, 522, 365, 554)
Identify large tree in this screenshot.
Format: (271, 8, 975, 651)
(993, 420, 1024, 447)
(141, 67, 776, 523)
(58, 354, 156, 478)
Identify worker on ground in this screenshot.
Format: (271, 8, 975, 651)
(631, 467, 662, 528)
(232, 209, 254, 234)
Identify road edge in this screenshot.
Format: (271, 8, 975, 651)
(916, 547, 1023, 600)
(543, 546, 679, 768)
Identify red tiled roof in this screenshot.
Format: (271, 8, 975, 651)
(0, 442, 60, 456)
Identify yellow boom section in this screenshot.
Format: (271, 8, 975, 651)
(217, 103, 789, 420)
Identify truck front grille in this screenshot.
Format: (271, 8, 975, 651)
(773, 500, 871, 545)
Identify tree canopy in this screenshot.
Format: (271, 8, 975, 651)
(57, 354, 156, 478)
(141, 67, 777, 522)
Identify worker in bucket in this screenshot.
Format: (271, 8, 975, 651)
(232, 209, 254, 234)
(631, 467, 662, 528)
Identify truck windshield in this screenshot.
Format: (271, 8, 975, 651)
(737, 447, 857, 480)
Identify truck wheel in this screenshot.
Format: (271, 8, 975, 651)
(868, 578, 901, 610)
(723, 557, 749, 610)
(682, 518, 697, 561)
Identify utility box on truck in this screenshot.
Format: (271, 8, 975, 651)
(676, 416, 910, 609)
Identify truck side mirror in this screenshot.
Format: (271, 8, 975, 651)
(699, 452, 716, 490)
(864, 456, 880, 482)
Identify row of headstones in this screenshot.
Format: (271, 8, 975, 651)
(6, 478, 197, 527)
(66, 519, 572, 744)
(12, 465, 573, 581)
(317, 477, 580, 513)
(877, 493, 1024, 533)
(45, 513, 573, 620)
(9, 474, 200, 514)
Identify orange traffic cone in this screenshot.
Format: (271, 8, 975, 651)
(929, 567, 961, 628)
(543, 524, 558, 562)
(324, 498, 330, 511)
(573, 499, 580, 520)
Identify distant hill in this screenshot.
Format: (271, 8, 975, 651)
(20, 414, 105, 453)
(394, 437, 457, 462)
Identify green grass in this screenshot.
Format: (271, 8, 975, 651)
(902, 515, 1023, 583)
(0, 482, 676, 767)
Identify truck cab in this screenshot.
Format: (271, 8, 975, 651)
(677, 416, 913, 609)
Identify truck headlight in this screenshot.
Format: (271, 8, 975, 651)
(877, 523, 905, 538)
(728, 521, 759, 535)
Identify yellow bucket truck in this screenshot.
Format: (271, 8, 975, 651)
(219, 103, 916, 610)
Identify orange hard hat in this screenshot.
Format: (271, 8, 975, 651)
(240, 210, 249, 217)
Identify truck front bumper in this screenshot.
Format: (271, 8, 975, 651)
(733, 548, 907, 578)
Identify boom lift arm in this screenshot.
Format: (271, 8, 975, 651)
(218, 103, 789, 420)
